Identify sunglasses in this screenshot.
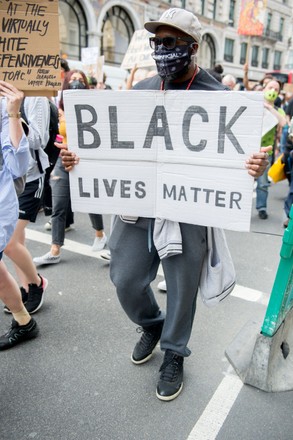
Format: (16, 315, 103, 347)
(149, 36, 195, 50)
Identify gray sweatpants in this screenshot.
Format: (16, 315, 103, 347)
(109, 217, 207, 357)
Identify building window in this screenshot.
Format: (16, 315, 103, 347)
(59, 0, 88, 60)
(262, 48, 269, 69)
(197, 34, 216, 68)
(279, 17, 284, 35)
(266, 12, 272, 31)
(101, 6, 135, 66)
(251, 45, 259, 67)
(229, 0, 236, 26)
(240, 42, 247, 64)
(213, 0, 217, 20)
(201, 0, 205, 16)
(273, 51, 282, 70)
(224, 38, 234, 62)
(287, 50, 293, 69)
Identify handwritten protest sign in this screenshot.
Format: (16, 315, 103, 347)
(81, 48, 104, 82)
(0, 0, 61, 96)
(121, 29, 155, 70)
(63, 90, 264, 231)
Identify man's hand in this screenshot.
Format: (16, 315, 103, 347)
(245, 146, 272, 178)
(60, 149, 79, 172)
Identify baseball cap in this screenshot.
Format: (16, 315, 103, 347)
(144, 8, 202, 44)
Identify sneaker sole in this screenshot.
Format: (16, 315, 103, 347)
(156, 382, 183, 401)
(28, 278, 48, 314)
(33, 258, 60, 266)
(131, 352, 154, 365)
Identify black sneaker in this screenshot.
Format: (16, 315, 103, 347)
(25, 275, 48, 314)
(258, 210, 268, 220)
(131, 322, 164, 365)
(156, 350, 184, 401)
(3, 287, 29, 314)
(0, 318, 39, 350)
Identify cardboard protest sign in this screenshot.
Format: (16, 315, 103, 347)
(63, 90, 264, 231)
(121, 29, 155, 70)
(0, 0, 61, 96)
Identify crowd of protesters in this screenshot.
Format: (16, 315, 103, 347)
(0, 6, 291, 402)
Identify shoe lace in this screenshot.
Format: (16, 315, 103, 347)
(4, 320, 18, 338)
(136, 327, 157, 349)
(159, 353, 183, 382)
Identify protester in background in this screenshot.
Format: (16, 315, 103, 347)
(0, 80, 39, 349)
(205, 64, 223, 82)
(3, 91, 50, 315)
(126, 65, 139, 90)
(283, 95, 293, 227)
(243, 63, 273, 91)
(61, 8, 270, 402)
(222, 74, 236, 90)
(126, 66, 157, 90)
(33, 70, 107, 266)
(97, 73, 112, 90)
(88, 76, 98, 89)
(60, 58, 70, 78)
(279, 92, 293, 153)
(256, 80, 286, 220)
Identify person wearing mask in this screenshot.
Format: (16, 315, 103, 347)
(0, 80, 39, 349)
(33, 70, 107, 266)
(283, 95, 293, 227)
(61, 8, 270, 401)
(256, 80, 286, 219)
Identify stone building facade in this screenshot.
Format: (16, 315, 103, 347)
(59, 0, 293, 83)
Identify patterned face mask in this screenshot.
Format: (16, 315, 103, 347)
(152, 44, 193, 81)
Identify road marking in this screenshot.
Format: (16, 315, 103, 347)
(230, 284, 269, 305)
(27, 227, 262, 439)
(26, 229, 269, 305)
(187, 371, 243, 440)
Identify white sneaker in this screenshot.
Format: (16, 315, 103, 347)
(157, 279, 167, 292)
(44, 220, 52, 231)
(91, 233, 107, 252)
(33, 252, 61, 266)
(44, 221, 74, 233)
(65, 225, 74, 233)
(97, 250, 111, 262)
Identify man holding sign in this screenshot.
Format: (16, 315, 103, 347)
(62, 8, 269, 401)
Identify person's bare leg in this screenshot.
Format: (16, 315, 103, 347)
(0, 260, 30, 325)
(4, 219, 41, 291)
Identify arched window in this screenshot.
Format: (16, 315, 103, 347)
(59, 0, 88, 60)
(101, 6, 135, 66)
(198, 34, 216, 69)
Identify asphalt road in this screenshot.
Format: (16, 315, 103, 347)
(1, 179, 292, 440)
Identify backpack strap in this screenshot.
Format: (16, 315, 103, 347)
(20, 98, 44, 174)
